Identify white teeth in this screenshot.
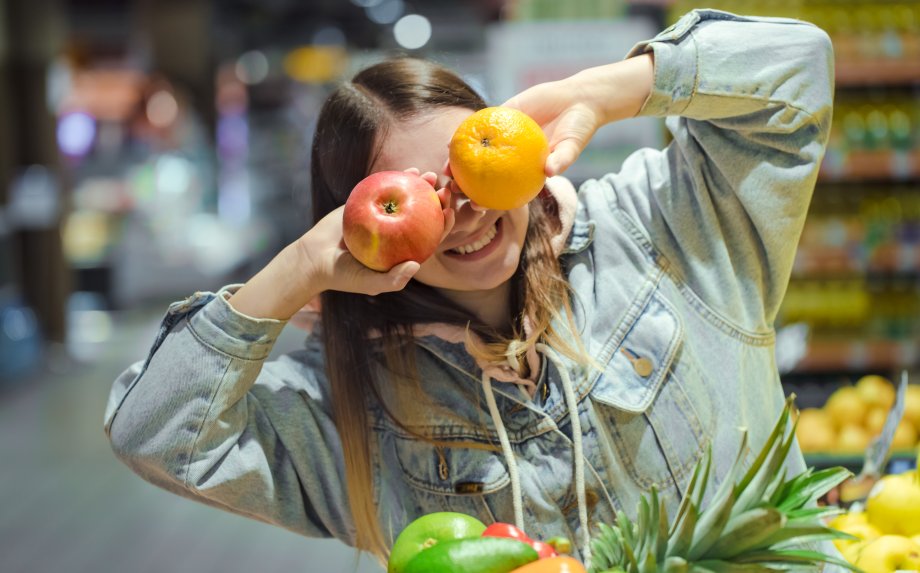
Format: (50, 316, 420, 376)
(450, 223, 498, 255)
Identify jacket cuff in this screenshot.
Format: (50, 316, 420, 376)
(627, 10, 700, 118)
(187, 285, 287, 361)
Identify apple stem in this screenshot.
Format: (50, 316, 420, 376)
(383, 200, 399, 214)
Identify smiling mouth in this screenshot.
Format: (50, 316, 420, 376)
(448, 220, 499, 255)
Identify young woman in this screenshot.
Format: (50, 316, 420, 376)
(105, 9, 834, 566)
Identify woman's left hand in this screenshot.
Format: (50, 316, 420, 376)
(501, 53, 654, 177)
(502, 79, 604, 178)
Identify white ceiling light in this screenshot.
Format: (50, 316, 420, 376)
(393, 14, 431, 50)
(235, 50, 269, 85)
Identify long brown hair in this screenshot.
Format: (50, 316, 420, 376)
(310, 57, 582, 561)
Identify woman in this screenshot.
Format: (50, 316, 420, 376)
(105, 9, 834, 565)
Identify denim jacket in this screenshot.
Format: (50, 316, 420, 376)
(105, 9, 835, 562)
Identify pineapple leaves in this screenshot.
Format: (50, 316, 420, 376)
(733, 549, 862, 572)
(776, 467, 852, 512)
(588, 397, 856, 573)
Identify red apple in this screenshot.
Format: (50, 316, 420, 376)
(342, 171, 445, 272)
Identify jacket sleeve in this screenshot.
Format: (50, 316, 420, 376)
(601, 9, 834, 332)
(103, 287, 357, 544)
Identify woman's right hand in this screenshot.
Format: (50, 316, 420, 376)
(301, 206, 421, 297)
(306, 168, 454, 297)
(228, 170, 453, 320)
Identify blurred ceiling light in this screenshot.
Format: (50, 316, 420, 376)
(394, 14, 431, 49)
(283, 46, 347, 83)
(366, 0, 404, 24)
(235, 50, 270, 85)
(313, 25, 346, 47)
(218, 171, 252, 225)
(57, 111, 96, 156)
(155, 155, 193, 195)
(351, 0, 384, 7)
(147, 90, 179, 128)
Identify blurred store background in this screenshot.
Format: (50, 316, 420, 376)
(0, 0, 917, 572)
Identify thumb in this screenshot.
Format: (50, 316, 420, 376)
(545, 105, 599, 176)
(381, 260, 420, 292)
(546, 139, 583, 177)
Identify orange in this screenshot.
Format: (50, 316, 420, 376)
(825, 386, 867, 428)
(449, 107, 549, 211)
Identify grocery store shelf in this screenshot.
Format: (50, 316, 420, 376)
(791, 339, 919, 374)
(804, 451, 918, 471)
(820, 149, 920, 182)
(792, 245, 920, 278)
(836, 60, 920, 87)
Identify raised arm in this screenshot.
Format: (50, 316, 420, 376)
(507, 10, 834, 331)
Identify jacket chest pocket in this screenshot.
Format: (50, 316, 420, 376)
(390, 435, 513, 524)
(589, 289, 710, 494)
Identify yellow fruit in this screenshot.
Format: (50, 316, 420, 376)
(892, 420, 919, 451)
(449, 107, 549, 211)
(837, 423, 871, 453)
(825, 386, 867, 428)
(853, 535, 920, 573)
(904, 385, 920, 429)
(865, 406, 888, 436)
(866, 471, 920, 536)
(856, 374, 896, 411)
(830, 511, 870, 530)
(842, 539, 868, 564)
(832, 520, 883, 552)
(795, 408, 836, 452)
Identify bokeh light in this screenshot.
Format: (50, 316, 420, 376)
(56, 111, 96, 156)
(393, 14, 431, 49)
(366, 0, 404, 24)
(235, 50, 270, 85)
(313, 26, 346, 47)
(146, 90, 179, 128)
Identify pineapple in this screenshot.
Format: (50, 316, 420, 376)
(589, 396, 860, 573)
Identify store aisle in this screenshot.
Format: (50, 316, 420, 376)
(0, 305, 382, 573)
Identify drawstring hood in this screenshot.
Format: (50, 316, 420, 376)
(478, 342, 593, 566)
(537, 343, 592, 566)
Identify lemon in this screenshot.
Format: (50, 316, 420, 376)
(795, 408, 836, 452)
(853, 535, 920, 573)
(866, 471, 920, 536)
(825, 386, 867, 429)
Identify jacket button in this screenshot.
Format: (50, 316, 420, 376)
(632, 356, 654, 378)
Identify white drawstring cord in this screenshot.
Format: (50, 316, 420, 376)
(537, 343, 592, 567)
(481, 372, 525, 530)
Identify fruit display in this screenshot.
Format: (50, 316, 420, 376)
(827, 449, 920, 572)
(342, 170, 446, 272)
(795, 374, 920, 454)
(387, 512, 577, 573)
(449, 106, 549, 211)
(387, 399, 855, 573)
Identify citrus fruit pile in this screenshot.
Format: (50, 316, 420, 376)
(795, 374, 920, 454)
(828, 455, 920, 573)
(449, 107, 549, 211)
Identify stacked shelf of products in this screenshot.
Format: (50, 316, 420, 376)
(668, 0, 920, 471)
